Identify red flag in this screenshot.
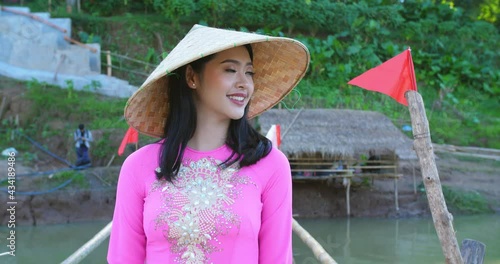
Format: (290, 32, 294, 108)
(348, 48, 418, 106)
(118, 127, 138, 156)
(276, 124, 281, 147)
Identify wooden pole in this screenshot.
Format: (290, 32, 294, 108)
(342, 175, 351, 217)
(413, 162, 417, 194)
(460, 239, 486, 264)
(1, 6, 67, 33)
(292, 219, 337, 264)
(394, 177, 399, 211)
(62, 222, 112, 264)
(405, 90, 463, 264)
(394, 157, 399, 211)
(0, 97, 7, 120)
(106, 154, 116, 167)
(106, 51, 112, 76)
(63, 36, 97, 53)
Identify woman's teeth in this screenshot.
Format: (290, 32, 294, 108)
(228, 96, 244, 102)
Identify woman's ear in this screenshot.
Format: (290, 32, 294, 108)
(185, 65, 197, 89)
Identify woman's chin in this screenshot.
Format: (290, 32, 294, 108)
(228, 111, 245, 120)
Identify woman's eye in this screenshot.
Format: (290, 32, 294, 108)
(225, 69, 236, 73)
(246, 71, 255, 76)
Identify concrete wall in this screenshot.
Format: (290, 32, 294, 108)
(0, 6, 137, 98)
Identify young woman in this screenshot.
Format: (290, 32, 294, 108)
(108, 25, 309, 264)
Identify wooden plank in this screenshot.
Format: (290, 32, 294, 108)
(352, 173, 402, 178)
(460, 239, 486, 264)
(351, 165, 397, 169)
(292, 175, 351, 181)
(289, 160, 395, 165)
(291, 166, 396, 172)
(292, 174, 401, 181)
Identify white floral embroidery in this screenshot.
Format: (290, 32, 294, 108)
(151, 157, 253, 264)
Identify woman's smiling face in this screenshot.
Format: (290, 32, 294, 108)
(189, 46, 254, 122)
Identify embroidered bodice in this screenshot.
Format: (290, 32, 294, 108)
(108, 143, 293, 264)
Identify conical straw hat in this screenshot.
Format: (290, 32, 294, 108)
(125, 24, 310, 138)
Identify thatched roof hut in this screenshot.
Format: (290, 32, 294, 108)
(258, 109, 416, 161)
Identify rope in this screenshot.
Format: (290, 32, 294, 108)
(1, 178, 74, 196)
(16, 131, 74, 167)
(281, 107, 304, 140)
(0, 130, 92, 195)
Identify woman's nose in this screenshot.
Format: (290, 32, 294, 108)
(236, 72, 253, 89)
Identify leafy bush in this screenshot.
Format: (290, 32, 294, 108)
(441, 185, 493, 214)
(15, 0, 500, 150)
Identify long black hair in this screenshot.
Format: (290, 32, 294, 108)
(156, 45, 272, 182)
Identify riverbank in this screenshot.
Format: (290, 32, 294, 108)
(1, 149, 498, 226)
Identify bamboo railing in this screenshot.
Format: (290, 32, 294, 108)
(61, 219, 337, 263)
(61, 222, 112, 264)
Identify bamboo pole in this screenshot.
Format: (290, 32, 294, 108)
(61, 221, 112, 264)
(281, 107, 303, 139)
(394, 177, 399, 211)
(344, 176, 351, 216)
(103, 63, 150, 77)
(292, 219, 337, 264)
(106, 154, 116, 167)
(405, 90, 463, 264)
(102, 51, 156, 67)
(105, 51, 112, 76)
(0, 6, 67, 33)
(63, 36, 97, 53)
(0, 97, 7, 120)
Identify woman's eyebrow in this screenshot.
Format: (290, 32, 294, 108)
(220, 59, 253, 66)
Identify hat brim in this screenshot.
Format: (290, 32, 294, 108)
(125, 25, 310, 138)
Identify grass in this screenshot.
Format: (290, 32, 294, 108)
(33, 170, 89, 190)
(436, 152, 500, 174)
(441, 185, 494, 214)
(418, 183, 494, 215)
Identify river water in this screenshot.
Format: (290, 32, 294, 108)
(1, 215, 498, 263)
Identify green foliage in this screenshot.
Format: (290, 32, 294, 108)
(77, 31, 102, 44)
(441, 185, 494, 214)
(14, 0, 500, 151)
(477, 0, 499, 25)
(24, 79, 127, 130)
(92, 130, 116, 163)
(418, 183, 494, 214)
(43, 170, 89, 189)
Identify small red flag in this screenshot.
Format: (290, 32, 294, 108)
(118, 127, 138, 156)
(276, 124, 281, 147)
(348, 48, 418, 106)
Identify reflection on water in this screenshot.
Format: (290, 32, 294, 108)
(293, 215, 500, 264)
(0, 215, 498, 263)
(0, 221, 110, 264)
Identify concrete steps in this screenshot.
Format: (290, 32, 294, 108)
(0, 6, 138, 98)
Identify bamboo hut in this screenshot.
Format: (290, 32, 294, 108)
(258, 108, 416, 162)
(258, 109, 418, 216)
